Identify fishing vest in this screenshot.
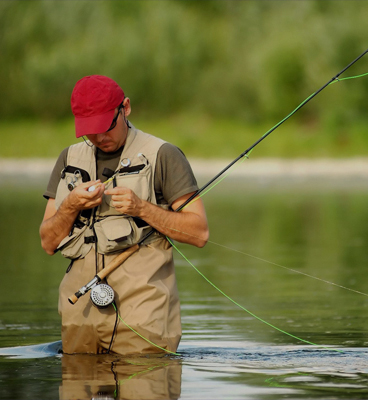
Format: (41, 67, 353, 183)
(55, 125, 167, 259)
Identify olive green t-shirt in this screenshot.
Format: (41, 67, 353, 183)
(44, 142, 198, 207)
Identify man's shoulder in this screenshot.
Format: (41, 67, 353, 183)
(60, 146, 71, 156)
(54, 146, 70, 165)
(158, 142, 187, 160)
(123, 125, 164, 160)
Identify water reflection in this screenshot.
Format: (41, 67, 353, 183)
(60, 353, 182, 400)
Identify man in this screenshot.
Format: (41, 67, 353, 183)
(40, 75, 209, 355)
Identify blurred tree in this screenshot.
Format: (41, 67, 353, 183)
(0, 0, 367, 128)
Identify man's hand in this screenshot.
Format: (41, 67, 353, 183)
(105, 187, 209, 248)
(68, 180, 105, 212)
(104, 187, 143, 217)
(40, 180, 105, 255)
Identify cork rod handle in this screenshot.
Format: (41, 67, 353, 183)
(67, 244, 139, 305)
(97, 244, 139, 280)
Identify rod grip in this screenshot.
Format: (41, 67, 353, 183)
(97, 244, 139, 281)
(67, 244, 140, 305)
(68, 293, 79, 305)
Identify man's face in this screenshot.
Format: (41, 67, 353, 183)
(86, 100, 130, 153)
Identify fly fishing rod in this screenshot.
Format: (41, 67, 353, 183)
(69, 48, 367, 308)
(175, 48, 368, 212)
(126, 48, 368, 266)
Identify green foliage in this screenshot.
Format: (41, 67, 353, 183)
(0, 0, 367, 157)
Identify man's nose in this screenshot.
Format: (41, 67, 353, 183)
(95, 133, 106, 143)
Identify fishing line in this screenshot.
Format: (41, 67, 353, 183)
(86, 52, 368, 355)
(176, 51, 368, 211)
(129, 53, 368, 245)
(185, 154, 250, 208)
(330, 71, 368, 83)
(117, 362, 170, 386)
(113, 361, 171, 397)
(206, 239, 368, 298)
(163, 218, 368, 298)
(111, 359, 171, 398)
(139, 215, 368, 298)
(112, 303, 180, 356)
(168, 238, 344, 353)
(184, 71, 368, 208)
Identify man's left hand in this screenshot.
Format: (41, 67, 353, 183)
(104, 187, 143, 217)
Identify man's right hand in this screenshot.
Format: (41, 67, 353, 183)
(67, 180, 105, 212)
(39, 180, 105, 255)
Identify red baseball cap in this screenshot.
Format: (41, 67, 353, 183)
(71, 75, 125, 138)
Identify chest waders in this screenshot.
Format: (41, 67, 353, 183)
(56, 127, 181, 355)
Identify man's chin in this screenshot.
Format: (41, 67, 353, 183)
(98, 144, 116, 153)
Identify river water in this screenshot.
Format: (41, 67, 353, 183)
(0, 169, 368, 399)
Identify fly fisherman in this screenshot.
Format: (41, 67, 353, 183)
(40, 75, 209, 355)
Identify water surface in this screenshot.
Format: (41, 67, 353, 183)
(1, 175, 368, 399)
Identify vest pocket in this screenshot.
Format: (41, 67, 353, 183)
(57, 224, 92, 260)
(94, 216, 133, 253)
(94, 215, 154, 254)
(100, 163, 152, 216)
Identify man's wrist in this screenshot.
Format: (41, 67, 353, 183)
(138, 200, 159, 222)
(60, 194, 80, 218)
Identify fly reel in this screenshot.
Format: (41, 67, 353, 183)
(68, 245, 139, 306)
(90, 283, 115, 308)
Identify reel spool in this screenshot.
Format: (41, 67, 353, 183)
(90, 284, 115, 308)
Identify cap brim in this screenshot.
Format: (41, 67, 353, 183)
(75, 109, 116, 138)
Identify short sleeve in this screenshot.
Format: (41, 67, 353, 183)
(154, 143, 198, 206)
(43, 147, 69, 199)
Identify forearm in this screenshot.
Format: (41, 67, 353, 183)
(40, 199, 79, 255)
(40, 181, 105, 255)
(139, 201, 209, 248)
(104, 187, 209, 247)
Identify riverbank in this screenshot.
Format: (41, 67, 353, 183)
(1, 157, 368, 189)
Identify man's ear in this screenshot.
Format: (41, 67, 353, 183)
(123, 97, 131, 117)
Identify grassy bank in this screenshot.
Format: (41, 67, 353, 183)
(2, 114, 368, 160)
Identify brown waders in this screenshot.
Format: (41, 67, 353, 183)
(58, 239, 181, 355)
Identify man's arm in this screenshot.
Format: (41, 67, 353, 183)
(39, 181, 104, 255)
(104, 187, 209, 248)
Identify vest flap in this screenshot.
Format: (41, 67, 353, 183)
(95, 216, 132, 242)
(56, 224, 92, 259)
